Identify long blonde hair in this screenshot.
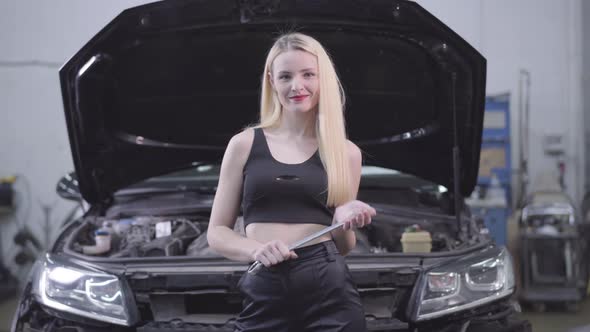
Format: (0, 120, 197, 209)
(254, 33, 352, 207)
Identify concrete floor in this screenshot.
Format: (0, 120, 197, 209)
(0, 295, 588, 332)
(0, 297, 16, 332)
(522, 298, 590, 332)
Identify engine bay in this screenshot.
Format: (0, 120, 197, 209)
(68, 211, 469, 258)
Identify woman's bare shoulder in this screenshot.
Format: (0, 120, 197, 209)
(228, 127, 255, 150)
(224, 128, 256, 165)
(345, 139, 362, 164)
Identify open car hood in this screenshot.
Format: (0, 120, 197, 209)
(59, 0, 486, 204)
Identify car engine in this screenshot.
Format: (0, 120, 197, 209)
(71, 212, 463, 258)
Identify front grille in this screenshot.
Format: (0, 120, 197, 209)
(138, 321, 234, 332)
(149, 292, 242, 321)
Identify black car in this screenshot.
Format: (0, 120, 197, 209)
(11, 1, 531, 331)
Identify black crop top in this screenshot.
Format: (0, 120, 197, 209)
(241, 128, 335, 228)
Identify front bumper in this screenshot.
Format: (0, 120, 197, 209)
(12, 295, 531, 332)
(134, 317, 531, 332)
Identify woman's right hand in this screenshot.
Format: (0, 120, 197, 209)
(333, 199, 376, 231)
(251, 240, 299, 267)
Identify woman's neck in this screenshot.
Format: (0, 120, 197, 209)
(275, 109, 317, 139)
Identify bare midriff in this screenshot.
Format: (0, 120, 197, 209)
(245, 222, 333, 249)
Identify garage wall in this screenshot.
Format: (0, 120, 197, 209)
(583, 0, 590, 196)
(0, 0, 585, 278)
(0, 0, 153, 280)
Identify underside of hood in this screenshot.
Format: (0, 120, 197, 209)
(59, 0, 486, 204)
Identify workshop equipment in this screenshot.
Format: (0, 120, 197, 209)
(518, 189, 590, 311)
(511, 70, 590, 311)
(0, 176, 16, 214)
(0, 176, 19, 299)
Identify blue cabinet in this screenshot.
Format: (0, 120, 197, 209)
(479, 93, 511, 200)
(467, 93, 511, 246)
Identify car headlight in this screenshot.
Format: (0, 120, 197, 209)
(35, 254, 137, 326)
(414, 246, 515, 321)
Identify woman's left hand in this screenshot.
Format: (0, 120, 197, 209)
(333, 200, 376, 231)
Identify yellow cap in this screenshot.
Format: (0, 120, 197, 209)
(0, 176, 16, 184)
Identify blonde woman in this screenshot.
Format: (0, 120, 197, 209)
(207, 32, 376, 331)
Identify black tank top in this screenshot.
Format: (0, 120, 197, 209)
(241, 128, 334, 228)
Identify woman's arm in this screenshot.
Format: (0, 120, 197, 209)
(207, 129, 262, 262)
(331, 140, 374, 256)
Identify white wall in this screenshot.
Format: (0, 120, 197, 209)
(0, 0, 153, 280)
(0, 0, 585, 278)
(583, 0, 590, 195)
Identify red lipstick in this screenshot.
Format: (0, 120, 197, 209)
(290, 95, 308, 101)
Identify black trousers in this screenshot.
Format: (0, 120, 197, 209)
(234, 240, 367, 332)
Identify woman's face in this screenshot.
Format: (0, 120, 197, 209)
(269, 50, 320, 114)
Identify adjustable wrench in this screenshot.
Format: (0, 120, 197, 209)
(247, 222, 346, 274)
